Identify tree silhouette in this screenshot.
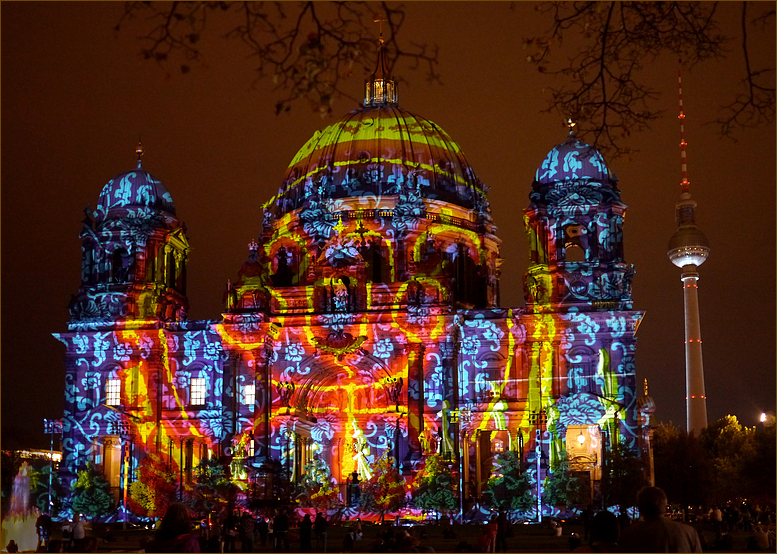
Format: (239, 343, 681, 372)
(483, 450, 534, 512)
(359, 454, 406, 520)
(542, 450, 583, 511)
(411, 454, 456, 516)
(117, 2, 774, 158)
(190, 458, 237, 518)
(127, 453, 178, 518)
(600, 442, 646, 512)
(523, 1, 775, 157)
(71, 463, 114, 520)
(116, 1, 439, 116)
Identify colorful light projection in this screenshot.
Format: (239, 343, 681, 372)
(57, 97, 646, 521)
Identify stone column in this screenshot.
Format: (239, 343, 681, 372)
(254, 338, 275, 464)
(439, 339, 460, 462)
(405, 343, 426, 466)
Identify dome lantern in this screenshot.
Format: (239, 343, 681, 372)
(364, 27, 397, 107)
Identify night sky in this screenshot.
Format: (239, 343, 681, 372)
(2, 2, 774, 450)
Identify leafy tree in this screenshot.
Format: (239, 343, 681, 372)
(127, 453, 178, 518)
(699, 415, 758, 504)
(600, 442, 646, 512)
(483, 451, 534, 512)
(71, 463, 115, 520)
(247, 459, 298, 513)
(359, 454, 406, 520)
(190, 458, 237, 518)
(30, 465, 66, 514)
(741, 422, 776, 504)
(296, 456, 343, 512)
(411, 454, 456, 516)
(542, 450, 583, 510)
(652, 422, 714, 508)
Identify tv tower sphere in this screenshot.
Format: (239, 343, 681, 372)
(667, 194, 710, 268)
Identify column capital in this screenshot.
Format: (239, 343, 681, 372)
(405, 343, 426, 356)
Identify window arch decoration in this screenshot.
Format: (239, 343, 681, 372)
(565, 345, 597, 394)
(475, 352, 505, 402)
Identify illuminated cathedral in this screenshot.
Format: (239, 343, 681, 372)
(55, 44, 653, 518)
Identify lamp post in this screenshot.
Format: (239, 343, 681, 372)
(283, 429, 294, 505)
(530, 409, 547, 523)
(456, 407, 472, 524)
(109, 419, 133, 529)
(43, 418, 63, 511)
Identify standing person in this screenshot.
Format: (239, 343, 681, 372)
(143, 502, 200, 552)
(582, 505, 594, 542)
(619, 487, 702, 552)
(274, 510, 289, 553)
(60, 519, 73, 551)
(36, 510, 52, 550)
(257, 516, 269, 547)
(268, 513, 275, 551)
(573, 510, 620, 553)
(477, 525, 491, 552)
(314, 512, 328, 553)
(223, 510, 238, 553)
(711, 505, 723, 534)
(299, 514, 313, 552)
(71, 513, 86, 552)
(239, 511, 254, 553)
(488, 516, 499, 553)
(495, 511, 508, 552)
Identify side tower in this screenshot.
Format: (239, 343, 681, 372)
(69, 145, 189, 321)
(667, 71, 710, 435)
(524, 122, 633, 313)
(55, 147, 218, 512)
(522, 125, 643, 510)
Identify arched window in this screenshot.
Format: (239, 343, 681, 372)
(563, 223, 588, 262)
(166, 249, 176, 288)
(566, 346, 596, 394)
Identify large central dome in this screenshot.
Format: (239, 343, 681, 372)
(270, 105, 484, 214)
(264, 40, 490, 220)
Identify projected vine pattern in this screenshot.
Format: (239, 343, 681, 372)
(57, 104, 645, 519)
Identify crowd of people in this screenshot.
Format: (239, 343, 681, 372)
(17, 487, 777, 553)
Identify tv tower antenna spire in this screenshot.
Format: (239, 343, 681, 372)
(667, 68, 710, 435)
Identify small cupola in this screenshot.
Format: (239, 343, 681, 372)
(364, 32, 397, 107)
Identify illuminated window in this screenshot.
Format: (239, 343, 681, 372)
(493, 440, 504, 454)
(190, 378, 207, 406)
(105, 379, 121, 406)
(244, 384, 255, 406)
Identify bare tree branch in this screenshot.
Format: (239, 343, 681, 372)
(715, 2, 776, 137)
(116, 1, 440, 116)
(523, 1, 773, 158)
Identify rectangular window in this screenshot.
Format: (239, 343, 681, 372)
(244, 384, 255, 406)
(105, 379, 121, 406)
(190, 378, 206, 406)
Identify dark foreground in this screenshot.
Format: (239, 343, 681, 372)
(39, 519, 765, 553)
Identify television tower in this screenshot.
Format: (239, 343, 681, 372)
(667, 69, 710, 435)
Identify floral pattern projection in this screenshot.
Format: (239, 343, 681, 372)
(57, 96, 648, 521)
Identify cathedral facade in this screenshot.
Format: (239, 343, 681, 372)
(55, 49, 651, 517)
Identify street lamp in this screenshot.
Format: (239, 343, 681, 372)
(530, 408, 547, 523)
(282, 429, 294, 504)
(43, 418, 63, 511)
